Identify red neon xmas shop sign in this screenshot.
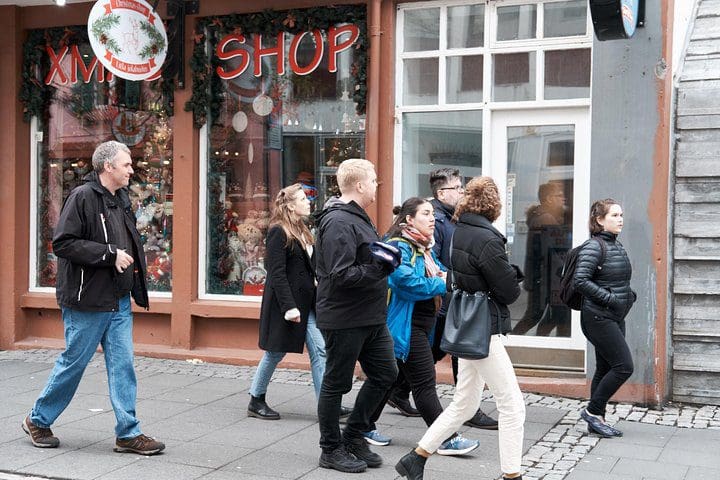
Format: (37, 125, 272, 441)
(215, 24, 359, 80)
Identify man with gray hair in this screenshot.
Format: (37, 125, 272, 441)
(22, 141, 164, 456)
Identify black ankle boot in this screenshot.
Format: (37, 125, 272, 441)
(395, 450, 426, 480)
(247, 394, 280, 420)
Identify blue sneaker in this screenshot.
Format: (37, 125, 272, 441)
(437, 434, 479, 456)
(363, 429, 391, 446)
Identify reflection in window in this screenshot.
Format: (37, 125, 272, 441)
(544, 0, 587, 38)
(497, 5, 537, 41)
(403, 8, 440, 52)
(493, 52, 536, 101)
(401, 111, 482, 198)
(404, 58, 439, 105)
(447, 55, 483, 104)
(505, 125, 574, 338)
(448, 4, 484, 49)
(544, 49, 591, 99)
(206, 29, 365, 296)
(36, 44, 173, 292)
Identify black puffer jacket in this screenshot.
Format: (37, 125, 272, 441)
(573, 231, 635, 321)
(450, 213, 522, 335)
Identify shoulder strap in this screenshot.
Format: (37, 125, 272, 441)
(387, 237, 420, 266)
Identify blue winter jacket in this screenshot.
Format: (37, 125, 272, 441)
(386, 239, 447, 361)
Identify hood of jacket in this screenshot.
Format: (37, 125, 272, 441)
(315, 198, 374, 227)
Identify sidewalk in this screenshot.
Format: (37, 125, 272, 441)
(1, 350, 718, 480)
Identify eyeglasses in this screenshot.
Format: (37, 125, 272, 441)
(439, 186, 464, 193)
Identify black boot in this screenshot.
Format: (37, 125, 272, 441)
(387, 395, 421, 417)
(464, 408, 498, 430)
(247, 394, 280, 420)
(395, 450, 426, 480)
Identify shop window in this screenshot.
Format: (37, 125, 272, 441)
(33, 41, 173, 293)
(199, 13, 366, 297)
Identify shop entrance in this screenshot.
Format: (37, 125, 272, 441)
(490, 108, 590, 372)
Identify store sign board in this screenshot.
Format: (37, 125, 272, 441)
(43, 45, 161, 85)
(590, 0, 642, 40)
(215, 24, 359, 80)
(87, 0, 167, 81)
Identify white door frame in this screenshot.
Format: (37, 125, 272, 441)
(490, 106, 591, 351)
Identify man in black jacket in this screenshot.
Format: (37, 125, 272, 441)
(22, 141, 164, 456)
(315, 159, 398, 473)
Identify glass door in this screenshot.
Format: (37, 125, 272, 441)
(490, 108, 590, 371)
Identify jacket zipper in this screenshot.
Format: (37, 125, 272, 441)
(77, 268, 85, 301)
(100, 213, 109, 242)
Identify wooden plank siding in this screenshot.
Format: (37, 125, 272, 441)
(672, 0, 720, 404)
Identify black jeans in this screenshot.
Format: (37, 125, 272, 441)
(318, 324, 398, 453)
(370, 323, 444, 429)
(580, 310, 634, 417)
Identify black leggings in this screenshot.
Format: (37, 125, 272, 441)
(580, 311, 634, 417)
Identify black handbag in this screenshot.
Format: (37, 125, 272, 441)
(440, 234, 492, 360)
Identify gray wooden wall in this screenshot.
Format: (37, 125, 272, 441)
(673, 0, 720, 405)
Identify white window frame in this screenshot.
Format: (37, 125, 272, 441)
(28, 117, 172, 298)
(197, 123, 263, 302)
(395, 0, 593, 204)
(394, 0, 593, 360)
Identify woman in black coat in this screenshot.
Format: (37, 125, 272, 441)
(247, 183, 326, 420)
(574, 198, 635, 437)
(396, 177, 526, 480)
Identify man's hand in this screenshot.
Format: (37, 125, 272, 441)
(115, 249, 134, 273)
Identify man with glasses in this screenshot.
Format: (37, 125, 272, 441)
(387, 168, 498, 430)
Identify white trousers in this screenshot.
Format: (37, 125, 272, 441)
(418, 335, 526, 475)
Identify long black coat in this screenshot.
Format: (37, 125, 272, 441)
(451, 212, 522, 335)
(574, 231, 635, 321)
(258, 225, 316, 353)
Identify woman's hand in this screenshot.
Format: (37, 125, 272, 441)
(284, 308, 301, 323)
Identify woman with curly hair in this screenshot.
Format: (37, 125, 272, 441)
(395, 177, 526, 480)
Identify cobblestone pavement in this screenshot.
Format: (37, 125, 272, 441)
(2, 349, 718, 480)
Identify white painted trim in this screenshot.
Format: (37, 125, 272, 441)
(197, 123, 263, 303)
(490, 107, 591, 353)
(198, 123, 209, 299)
(29, 117, 40, 292)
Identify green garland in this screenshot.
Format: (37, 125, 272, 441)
(91, 14, 122, 55)
(139, 20, 167, 60)
(185, 5, 368, 128)
(20, 25, 176, 122)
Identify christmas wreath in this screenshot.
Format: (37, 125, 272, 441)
(185, 5, 368, 128)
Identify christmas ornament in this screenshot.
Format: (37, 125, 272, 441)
(232, 111, 248, 133)
(252, 94, 273, 116)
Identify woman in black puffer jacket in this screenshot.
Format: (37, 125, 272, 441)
(574, 198, 635, 438)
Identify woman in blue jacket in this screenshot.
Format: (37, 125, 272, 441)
(370, 197, 478, 455)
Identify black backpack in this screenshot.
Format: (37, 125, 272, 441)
(559, 237, 606, 310)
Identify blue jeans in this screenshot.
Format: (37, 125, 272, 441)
(30, 295, 141, 439)
(250, 311, 326, 399)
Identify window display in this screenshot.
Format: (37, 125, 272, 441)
(192, 7, 367, 296)
(29, 31, 174, 292)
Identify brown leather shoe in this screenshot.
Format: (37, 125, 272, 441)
(22, 416, 59, 448)
(114, 434, 165, 455)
